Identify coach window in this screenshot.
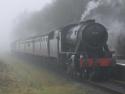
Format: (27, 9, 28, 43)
(43, 37, 45, 42)
(54, 30, 59, 39)
(42, 37, 43, 41)
(46, 37, 48, 41)
(42, 37, 44, 42)
(37, 39, 39, 43)
(44, 37, 46, 41)
(45, 36, 47, 41)
(49, 31, 54, 39)
(44, 37, 45, 41)
(28, 42, 30, 47)
(41, 37, 43, 41)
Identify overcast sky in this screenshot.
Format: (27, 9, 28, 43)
(0, 0, 53, 52)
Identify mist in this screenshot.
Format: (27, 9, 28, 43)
(1, 0, 125, 56)
(0, 0, 53, 53)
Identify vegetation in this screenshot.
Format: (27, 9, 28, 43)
(0, 55, 88, 94)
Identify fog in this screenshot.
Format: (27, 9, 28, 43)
(13, 0, 125, 56)
(0, 0, 53, 52)
(1, 0, 125, 56)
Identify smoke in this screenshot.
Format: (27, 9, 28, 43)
(81, 0, 101, 21)
(81, 0, 125, 55)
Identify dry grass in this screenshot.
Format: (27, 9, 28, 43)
(0, 54, 109, 94)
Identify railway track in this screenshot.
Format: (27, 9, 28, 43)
(111, 80, 125, 88)
(84, 80, 125, 94)
(65, 72, 125, 94)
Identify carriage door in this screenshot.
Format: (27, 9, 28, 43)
(49, 31, 59, 58)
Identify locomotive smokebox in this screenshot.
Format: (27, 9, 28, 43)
(82, 23, 108, 49)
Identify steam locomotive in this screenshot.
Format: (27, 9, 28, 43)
(12, 20, 116, 80)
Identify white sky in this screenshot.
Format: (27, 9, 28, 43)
(0, 0, 53, 52)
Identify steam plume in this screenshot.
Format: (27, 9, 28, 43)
(81, 0, 101, 21)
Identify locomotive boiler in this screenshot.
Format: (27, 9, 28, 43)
(12, 19, 116, 81)
(62, 20, 108, 56)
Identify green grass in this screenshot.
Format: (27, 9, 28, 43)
(0, 54, 101, 94)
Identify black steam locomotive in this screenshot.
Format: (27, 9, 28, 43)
(12, 20, 116, 80)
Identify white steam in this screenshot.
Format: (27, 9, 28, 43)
(81, 0, 102, 21)
(80, 0, 125, 55)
